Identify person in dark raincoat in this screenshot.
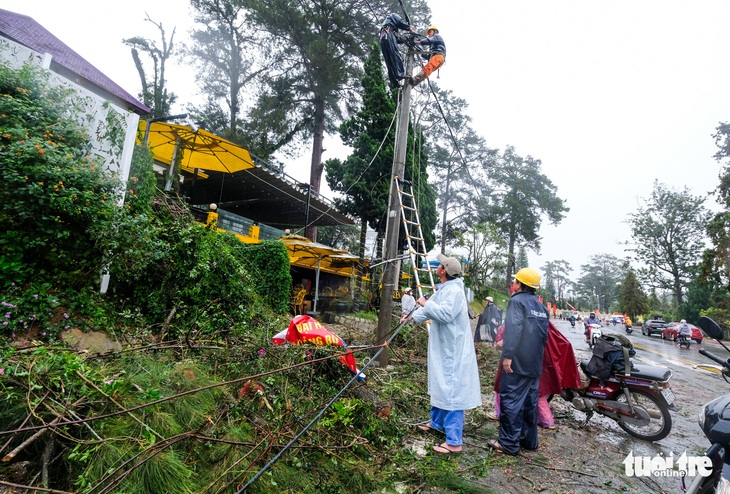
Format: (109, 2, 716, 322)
(379, 13, 412, 88)
(491, 321, 582, 427)
(474, 296, 502, 344)
(488, 268, 549, 456)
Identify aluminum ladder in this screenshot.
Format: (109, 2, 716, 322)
(395, 176, 436, 301)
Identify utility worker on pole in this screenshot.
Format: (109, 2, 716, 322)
(411, 25, 446, 86)
(379, 13, 413, 88)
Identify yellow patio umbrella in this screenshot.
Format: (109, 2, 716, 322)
(138, 120, 255, 174)
(280, 235, 359, 312)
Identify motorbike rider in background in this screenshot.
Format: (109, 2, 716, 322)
(583, 312, 602, 342)
(584, 312, 601, 329)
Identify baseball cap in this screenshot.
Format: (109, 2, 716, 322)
(485, 296, 493, 302)
(404, 287, 412, 292)
(436, 253, 461, 277)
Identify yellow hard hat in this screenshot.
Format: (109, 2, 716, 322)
(426, 25, 439, 34)
(515, 268, 541, 289)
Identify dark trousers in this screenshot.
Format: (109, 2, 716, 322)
(498, 372, 540, 455)
(379, 30, 404, 87)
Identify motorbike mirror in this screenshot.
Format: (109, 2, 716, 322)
(697, 316, 724, 340)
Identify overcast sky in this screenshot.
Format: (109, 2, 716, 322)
(4, 1, 730, 279)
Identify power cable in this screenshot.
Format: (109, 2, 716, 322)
(235, 308, 418, 492)
(301, 99, 398, 228)
(417, 76, 486, 204)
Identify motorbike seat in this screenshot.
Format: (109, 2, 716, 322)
(580, 360, 672, 383)
(620, 363, 672, 382)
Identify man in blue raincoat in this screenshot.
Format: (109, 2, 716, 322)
(488, 267, 549, 456)
(411, 253, 482, 454)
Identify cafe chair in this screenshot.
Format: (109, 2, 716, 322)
(290, 289, 307, 315)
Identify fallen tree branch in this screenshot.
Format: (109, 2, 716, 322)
(0, 345, 385, 437)
(0, 479, 74, 494)
(2, 416, 60, 462)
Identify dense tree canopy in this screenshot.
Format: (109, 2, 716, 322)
(627, 180, 710, 307)
(618, 268, 649, 320)
(186, 0, 261, 142)
(418, 87, 496, 250)
(574, 254, 624, 312)
(541, 260, 572, 305)
(485, 146, 569, 290)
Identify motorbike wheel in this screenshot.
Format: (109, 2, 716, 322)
(615, 389, 672, 441)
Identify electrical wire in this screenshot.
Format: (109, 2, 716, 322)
(235, 307, 418, 492)
(302, 103, 399, 228)
(417, 75, 486, 204)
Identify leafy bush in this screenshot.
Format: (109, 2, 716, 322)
(0, 63, 120, 289)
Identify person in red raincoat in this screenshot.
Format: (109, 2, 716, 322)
(492, 321, 581, 427)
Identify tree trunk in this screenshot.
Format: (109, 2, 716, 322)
(505, 232, 516, 293)
(355, 217, 367, 310)
(306, 97, 326, 241)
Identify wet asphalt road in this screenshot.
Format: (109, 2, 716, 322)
(553, 318, 729, 491)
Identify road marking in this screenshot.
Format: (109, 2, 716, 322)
(631, 342, 723, 373)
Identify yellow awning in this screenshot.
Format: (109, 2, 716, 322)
(139, 120, 255, 174)
(280, 234, 360, 278)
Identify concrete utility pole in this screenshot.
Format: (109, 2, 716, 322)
(375, 54, 414, 368)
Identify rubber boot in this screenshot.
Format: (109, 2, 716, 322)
(411, 71, 426, 86)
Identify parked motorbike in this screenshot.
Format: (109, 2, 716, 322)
(684, 316, 730, 493)
(558, 339, 675, 441)
(585, 323, 602, 347)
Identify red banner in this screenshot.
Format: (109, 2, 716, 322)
(272, 315, 359, 376)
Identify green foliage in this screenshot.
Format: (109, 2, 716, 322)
(1, 282, 61, 339)
(699, 123, 730, 300)
(618, 268, 649, 320)
(575, 254, 624, 312)
(627, 180, 711, 306)
(239, 240, 292, 314)
(484, 146, 569, 287)
(456, 223, 507, 293)
(352, 310, 377, 322)
(540, 260, 572, 306)
(123, 21, 178, 117)
(0, 63, 120, 288)
(125, 144, 158, 216)
(326, 42, 395, 233)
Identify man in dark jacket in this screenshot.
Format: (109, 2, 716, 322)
(488, 268, 549, 456)
(411, 25, 446, 86)
(379, 13, 412, 88)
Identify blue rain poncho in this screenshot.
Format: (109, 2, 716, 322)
(412, 278, 482, 410)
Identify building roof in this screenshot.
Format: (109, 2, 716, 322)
(0, 8, 150, 115)
(182, 164, 355, 229)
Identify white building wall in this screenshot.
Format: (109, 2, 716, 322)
(0, 35, 139, 200)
